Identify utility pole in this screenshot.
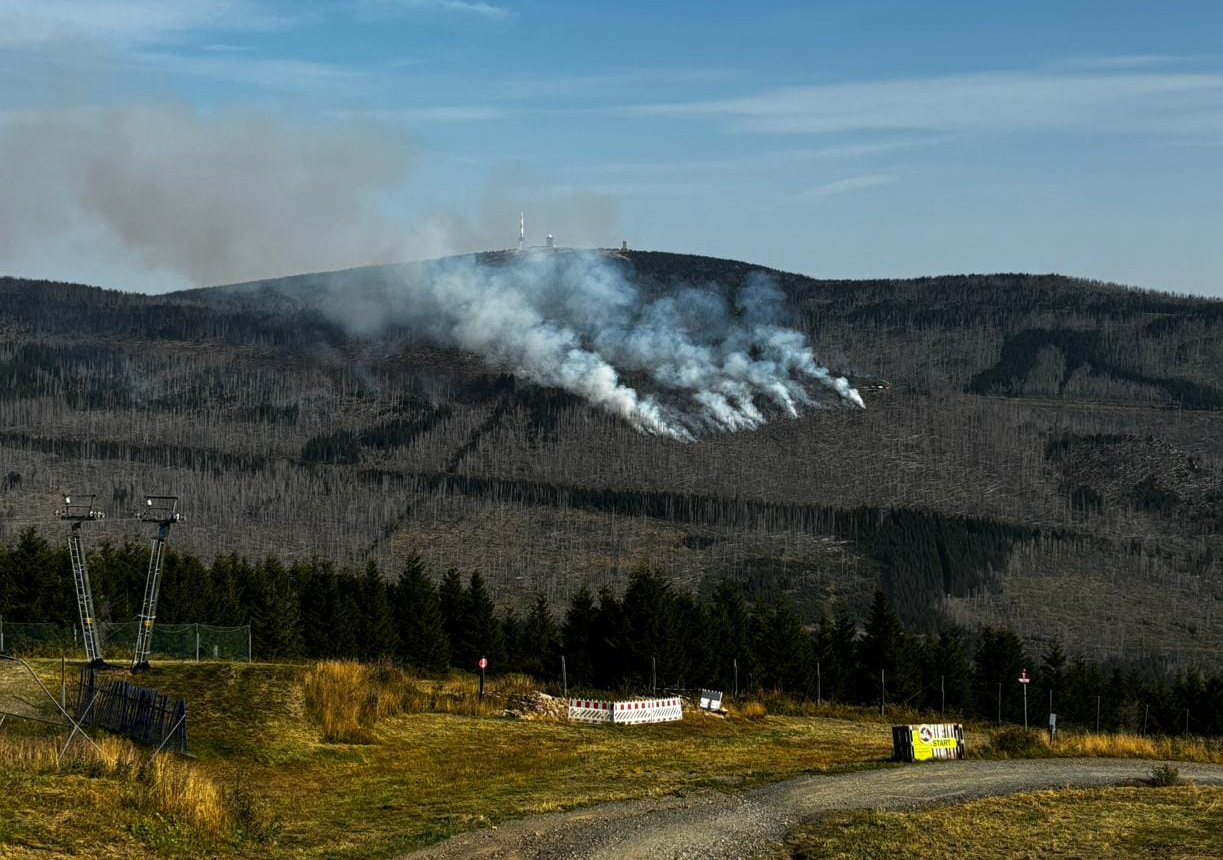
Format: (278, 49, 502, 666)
(58, 494, 106, 666)
(132, 495, 184, 671)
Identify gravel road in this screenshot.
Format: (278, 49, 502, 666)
(399, 759, 1223, 860)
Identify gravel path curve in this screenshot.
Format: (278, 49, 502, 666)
(399, 759, 1223, 860)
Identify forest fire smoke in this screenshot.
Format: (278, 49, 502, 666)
(324, 250, 863, 440)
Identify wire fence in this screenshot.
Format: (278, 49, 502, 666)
(0, 617, 250, 662)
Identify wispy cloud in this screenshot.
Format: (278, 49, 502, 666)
(625, 69, 1223, 138)
(135, 51, 368, 93)
(0, 0, 308, 47)
(785, 174, 896, 203)
(358, 0, 512, 20)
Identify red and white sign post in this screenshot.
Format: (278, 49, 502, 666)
(1018, 669, 1030, 729)
(478, 656, 488, 700)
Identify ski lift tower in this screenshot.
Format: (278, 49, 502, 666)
(131, 495, 183, 671)
(58, 494, 106, 666)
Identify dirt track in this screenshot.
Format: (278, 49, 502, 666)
(399, 759, 1223, 860)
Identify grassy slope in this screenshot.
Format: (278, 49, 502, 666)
(770, 785, 1223, 860)
(6, 660, 1223, 859)
(2, 660, 895, 860)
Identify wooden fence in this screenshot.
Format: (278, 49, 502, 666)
(74, 668, 188, 754)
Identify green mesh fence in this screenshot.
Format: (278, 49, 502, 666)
(0, 618, 250, 662)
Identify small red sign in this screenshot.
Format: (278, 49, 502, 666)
(1018, 670, 1031, 683)
(478, 657, 489, 670)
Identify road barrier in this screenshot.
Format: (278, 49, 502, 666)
(568, 697, 684, 725)
(613, 697, 683, 724)
(892, 723, 964, 762)
(568, 699, 614, 723)
(699, 689, 723, 711)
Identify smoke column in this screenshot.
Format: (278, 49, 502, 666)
(305, 249, 863, 440)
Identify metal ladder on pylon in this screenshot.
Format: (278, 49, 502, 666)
(59, 495, 106, 666)
(132, 496, 183, 671)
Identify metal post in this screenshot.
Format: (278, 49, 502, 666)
(1143, 704, 1149, 735)
(941, 674, 945, 716)
(195, 625, 200, 662)
(816, 661, 821, 705)
(60, 656, 65, 710)
(1, 614, 4, 652)
(651, 655, 656, 694)
(733, 658, 738, 698)
(479, 660, 486, 701)
(1096, 695, 1101, 732)
(1185, 709, 1190, 736)
(1023, 680, 1028, 730)
(247, 626, 252, 663)
(561, 655, 568, 697)
(997, 682, 1002, 726)
(880, 669, 885, 717)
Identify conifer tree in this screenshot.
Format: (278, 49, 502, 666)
(707, 579, 750, 692)
(438, 567, 466, 668)
(460, 571, 503, 671)
(516, 595, 560, 679)
(391, 555, 449, 671)
(561, 583, 598, 685)
(249, 556, 305, 659)
(358, 560, 398, 661)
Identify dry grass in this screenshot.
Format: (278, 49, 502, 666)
(304, 660, 543, 742)
(772, 785, 1223, 860)
(981, 726, 1223, 765)
(737, 700, 769, 720)
(0, 732, 230, 835)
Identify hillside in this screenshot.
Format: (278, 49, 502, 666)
(2, 250, 1222, 666)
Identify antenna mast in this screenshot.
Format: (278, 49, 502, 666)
(132, 495, 183, 671)
(518, 211, 525, 250)
(58, 494, 106, 666)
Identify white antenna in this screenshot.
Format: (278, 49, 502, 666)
(518, 211, 525, 250)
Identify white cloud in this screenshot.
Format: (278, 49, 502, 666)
(135, 51, 368, 93)
(785, 174, 896, 202)
(625, 69, 1223, 138)
(359, 0, 512, 20)
(0, 0, 305, 47)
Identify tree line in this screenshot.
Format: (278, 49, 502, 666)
(2, 528, 1221, 736)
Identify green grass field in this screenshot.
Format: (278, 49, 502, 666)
(1, 660, 896, 860)
(3, 659, 1222, 860)
(769, 785, 1223, 860)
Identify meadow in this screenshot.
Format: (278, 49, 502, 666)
(3, 659, 1221, 860)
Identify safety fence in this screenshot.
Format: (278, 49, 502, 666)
(74, 667, 188, 754)
(0, 617, 250, 662)
(567, 697, 684, 725)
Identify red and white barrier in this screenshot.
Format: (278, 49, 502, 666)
(567, 697, 684, 725)
(611, 697, 683, 725)
(567, 698, 613, 723)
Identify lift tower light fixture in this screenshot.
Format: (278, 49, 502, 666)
(132, 495, 184, 671)
(59, 494, 106, 667)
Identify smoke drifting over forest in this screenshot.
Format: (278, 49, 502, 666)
(310, 250, 863, 438)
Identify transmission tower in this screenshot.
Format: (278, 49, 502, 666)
(58, 494, 106, 666)
(131, 495, 183, 671)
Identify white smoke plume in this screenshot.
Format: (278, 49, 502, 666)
(298, 249, 863, 439)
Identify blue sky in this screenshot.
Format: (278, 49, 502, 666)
(1, 0, 1221, 295)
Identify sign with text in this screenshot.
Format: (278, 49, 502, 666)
(892, 724, 965, 762)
